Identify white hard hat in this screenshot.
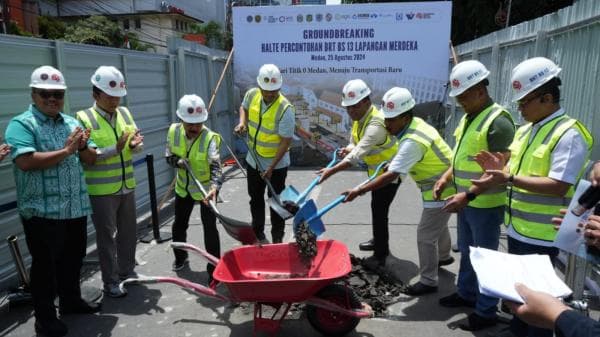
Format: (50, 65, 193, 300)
(91, 66, 127, 97)
(341, 79, 371, 107)
(448, 60, 490, 97)
(256, 64, 282, 91)
(30, 65, 67, 90)
(176, 94, 208, 124)
(381, 87, 416, 118)
(510, 57, 562, 102)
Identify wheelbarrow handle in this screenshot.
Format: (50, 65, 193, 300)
(306, 161, 388, 223)
(296, 148, 340, 203)
(171, 242, 220, 266)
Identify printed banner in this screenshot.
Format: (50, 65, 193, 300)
(233, 2, 452, 160)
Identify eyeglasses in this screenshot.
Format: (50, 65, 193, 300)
(36, 90, 65, 100)
(517, 92, 544, 107)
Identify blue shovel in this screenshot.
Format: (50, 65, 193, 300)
(280, 148, 339, 208)
(293, 161, 388, 237)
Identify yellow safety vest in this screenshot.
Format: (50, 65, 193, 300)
(77, 106, 137, 195)
(247, 88, 292, 158)
(351, 106, 398, 176)
(400, 117, 456, 202)
(507, 115, 592, 242)
(167, 123, 221, 201)
(453, 103, 514, 208)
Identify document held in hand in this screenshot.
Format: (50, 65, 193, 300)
(469, 247, 572, 303)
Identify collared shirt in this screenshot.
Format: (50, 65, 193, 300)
(342, 105, 389, 166)
(241, 88, 295, 170)
(507, 108, 590, 244)
(5, 104, 93, 220)
(90, 103, 142, 194)
(388, 125, 445, 208)
(164, 127, 223, 191)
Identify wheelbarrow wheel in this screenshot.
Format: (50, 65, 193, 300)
(306, 284, 361, 336)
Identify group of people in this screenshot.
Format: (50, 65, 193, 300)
(2, 57, 599, 337)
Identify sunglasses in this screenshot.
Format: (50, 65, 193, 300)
(36, 90, 65, 100)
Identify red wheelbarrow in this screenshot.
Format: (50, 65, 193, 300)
(121, 240, 372, 337)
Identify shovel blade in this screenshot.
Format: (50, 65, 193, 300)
(293, 199, 318, 233)
(280, 185, 300, 204)
(216, 213, 257, 245)
(267, 197, 293, 220)
(307, 218, 325, 237)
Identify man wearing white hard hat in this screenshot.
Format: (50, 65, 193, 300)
(5, 66, 100, 337)
(234, 64, 295, 243)
(435, 60, 515, 331)
(165, 95, 222, 281)
(471, 57, 592, 337)
(76, 66, 144, 298)
(318, 79, 399, 269)
(343, 87, 455, 295)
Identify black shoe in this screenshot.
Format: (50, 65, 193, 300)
(59, 300, 102, 315)
(439, 292, 475, 308)
(458, 312, 497, 331)
(358, 239, 375, 251)
(438, 257, 455, 267)
(35, 318, 68, 337)
(172, 258, 189, 271)
(403, 282, 438, 296)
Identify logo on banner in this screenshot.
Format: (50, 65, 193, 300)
(254, 15, 262, 23)
(279, 15, 293, 23)
(246, 15, 253, 22)
(316, 13, 323, 22)
(306, 14, 313, 22)
(325, 13, 332, 21)
(297, 14, 304, 22)
(268, 16, 276, 23)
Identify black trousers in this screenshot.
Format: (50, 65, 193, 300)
(371, 182, 400, 260)
(22, 216, 87, 321)
(246, 160, 287, 243)
(172, 194, 220, 276)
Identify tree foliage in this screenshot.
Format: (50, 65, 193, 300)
(191, 21, 231, 50)
(63, 15, 120, 46)
(38, 15, 66, 40)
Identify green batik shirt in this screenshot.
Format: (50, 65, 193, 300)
(5, 104, 93, 220)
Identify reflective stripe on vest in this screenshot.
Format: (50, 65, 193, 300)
(401, 117, 456, 201)
(351, 106, 398, 176)
(247, 89, 291, 158)
(506, 115, 593, 242)
(168, 123, 220, 201)
(77, 106, 137, 195)
(452, 103, 514, 208)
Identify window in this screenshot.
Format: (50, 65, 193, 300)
(184, 22, 188, 32)
(134, 18, 141, 29)
(123, 19, 130, 30)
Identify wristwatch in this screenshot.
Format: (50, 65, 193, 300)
(466, 191, 477, 201)
(507, 174, 515, 187)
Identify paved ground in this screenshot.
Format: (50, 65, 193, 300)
(0, 168, 595, 337)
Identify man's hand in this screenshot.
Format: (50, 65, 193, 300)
(506, 283, 569, 330)
(337, 147, 351, 159)
(129, 129, 143, 148)
(591, 161, 600, 187)
(203, 188, 217, 206)
(442, 192, 469, 213)
(474, 151, 505, 171)
(317, 167, 336, 184)
(176, 158, 189, 169)
(343, 187, 362, 202)
(261, 166, 273, 180)
(234, 123, 247, 135)
(584, 214, 600, 249)
(64, 127, 83, 155)
(551, 209, 568, 231)
(116, 131, 131, 153)
(433, 177, 448, 200)
(471, 169, 509, 189)
(0, 143, 11, 161)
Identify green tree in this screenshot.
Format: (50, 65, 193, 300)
(191, 21, 230, 50)
(38, 15, 66, 40)
(63, 15, 121, 46)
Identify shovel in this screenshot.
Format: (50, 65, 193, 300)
(293, 161, 388, 237)
(180, 160, 257, 245)
(239, 135, 294, 220)
(280, 148, 339, 209)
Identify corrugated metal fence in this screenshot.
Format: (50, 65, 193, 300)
(0, 34, 235, 289)
(446, 0, 600, 162)
(447, 0, 600, 297)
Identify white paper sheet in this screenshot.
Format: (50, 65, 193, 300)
(470, 246, 572, 303)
